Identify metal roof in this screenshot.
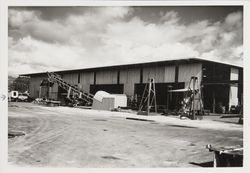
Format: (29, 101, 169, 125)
(20, 57, 243, 77)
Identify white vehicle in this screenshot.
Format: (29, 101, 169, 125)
(18, 93, 29, 102)
(8, 91, 30, 102)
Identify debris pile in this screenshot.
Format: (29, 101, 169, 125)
(33, 98, 60, 106)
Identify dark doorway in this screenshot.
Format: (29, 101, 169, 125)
(134, 82, 185, 111)
(203, 84, 230, 113)
(57, 86, 68, 105)
(90, 84, 124, 95)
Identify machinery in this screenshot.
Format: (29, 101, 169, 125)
(43, 71, 94, 106)
(178, 76, 204, 119)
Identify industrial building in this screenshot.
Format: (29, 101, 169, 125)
(21, 58, 243, 113)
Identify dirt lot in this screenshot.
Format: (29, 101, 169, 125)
(8, 102, 243, 167)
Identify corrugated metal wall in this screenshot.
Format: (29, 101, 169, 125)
(49, 83, 58, 100)
(29, 75, 58, 99)
(143, 66, 164, 83)
(62, 73, 78, 85)
(28, 62, 204, 99)
(79, 72, 94, 92)
(120, 68, 140, 96)
(143, 66, 175, 83)
(164, 66, 175, 82)
(29, 75, 46, 98)
(178, 63, 202, 87)
(96, 70, 117, 84)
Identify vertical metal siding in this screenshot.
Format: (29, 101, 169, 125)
(155, 66, 165, 83)
(49, 83, 58, 100)
(143, 67, 155, 83)
(30, 75, 58, 99)
(120, 68, 140, 96)
(96, 70, 117, 84)
(164, 66, 175, 83)
(143, 66, 175, 83)
(29, 76, 45, 98)
(143, 66, 164, 83)
(79, 72, 94, 92)
(178, 63, 202, 87)
(62, 73, 78, 85)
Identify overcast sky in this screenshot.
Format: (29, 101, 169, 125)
(8, 6, 243, 76)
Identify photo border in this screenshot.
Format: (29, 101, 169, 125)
(1, 1, 249, 173)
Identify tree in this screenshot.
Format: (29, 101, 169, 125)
(8, 76, 30, 93)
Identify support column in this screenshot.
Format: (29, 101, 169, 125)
(39, 86, 42, 98)
(147, 79, 152, 115)
(174, 64, 179, 83)
(67, 87, 71, 99)
(117, 70, 120, 84)
(212, 90, 215, 113)
(192, 77, 196, 119)
(140, 68, 143, 84)
(48, 87, 52, 99)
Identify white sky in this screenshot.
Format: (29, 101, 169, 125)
(8, 6, 243, 77)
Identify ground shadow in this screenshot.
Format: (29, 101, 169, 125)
(8, 131, 25, 138)
(168, 125, 197, 128)
(189, 161, 213, 167)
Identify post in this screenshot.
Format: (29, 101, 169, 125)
(213, 152, 218, 167)
(147, 79, 152, 115)
(67, 87, 71, 99)
(167, 85, 173, 111)
(153, 79, 157, 113)
(192, 77, 196, 119)
(39, 86, 42, 98)
(212, 91, 215, 113)
(167, 90, 169, 111)
(48, 87, 52, 99)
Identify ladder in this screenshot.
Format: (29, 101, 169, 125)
(138, 78, 157, 115)
(46, 71, 94, 105)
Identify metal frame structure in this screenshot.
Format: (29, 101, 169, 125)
(47, 71, 94, 105)
(138, 78, 157, 115)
